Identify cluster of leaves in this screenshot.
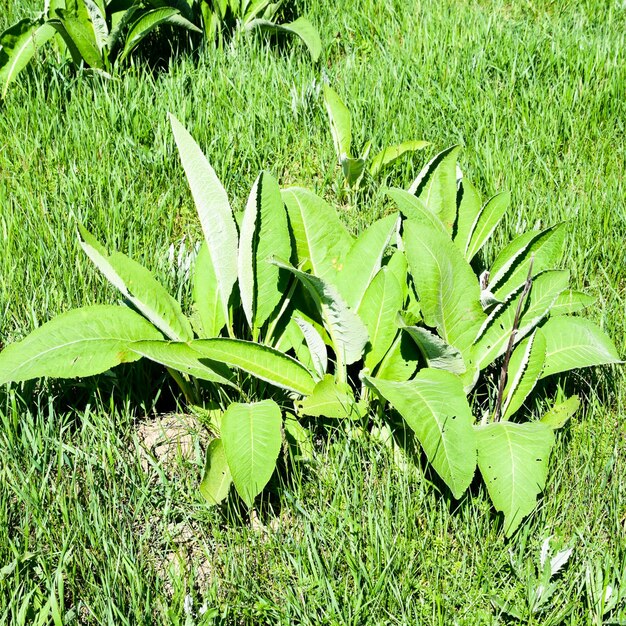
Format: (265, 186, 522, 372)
(0, 0, 320, 98)
(323, 84, 429, 187)
(0, 117, 621, 536)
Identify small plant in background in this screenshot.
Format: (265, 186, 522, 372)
(0, 116, 621, 535)
(0, 0, 321, 97)
(323, 83, 429, 188)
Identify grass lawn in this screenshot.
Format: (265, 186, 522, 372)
(1, 0, 625, 623)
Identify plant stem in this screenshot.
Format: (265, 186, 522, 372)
(492, 254, 535, 423)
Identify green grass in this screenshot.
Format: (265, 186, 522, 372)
(1, 0, 625, 623)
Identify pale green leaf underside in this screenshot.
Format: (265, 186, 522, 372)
(541, 395, 580, 429)
(79, 225, 193, 342)
(200, 438, 232, 505)
(193, 242, 226, 338)
(369, 140, 430, 178)
(294, 317, 327, 380)
(0, 305, 162, 385)
(189, 338, 316, 396)
(365, 370, 477, 499)
(221, 400, 282, 507)
(169, 114, 238, 326)
(296, 374, 358, 419)
(323, 84, 351, 159)
(476, 421, 555, 537)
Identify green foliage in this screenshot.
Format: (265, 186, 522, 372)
(0, 0, 320, 96)
(0, 116, 621, 535)
(323, 83, 429, 187)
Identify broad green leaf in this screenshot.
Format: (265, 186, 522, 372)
(398, 317, 466, 374)
(473, 270, 569, 370)
(189, 338, 316, 395)
(221, 400, 282, 507)
(550, 290, 595, 316)
(120, 8, 200, 61)
(403, 220, 485, 357)
(384, 249, 409, 300)
(284, 415, 314, 462)
(539, 317, 622, 378)
(107, 4, 139, 51)
(335, 213, 399, 309)
(342, 156, 367, 187)
(369, 140, 430, 178)
(501, 330, 546, 420)
(375, 333, 420, 381)
(476, 421, 555, 537)
(169, 114, 238, 329)
(0, 19, 56, 98)
(385, 188, 447, 235)
(357, 267, 404, 370)
(245, 17, 322, 62)
(408, 145, 460, 232)
(294, 317, 327, 380)
(281, 187, 353, 282)
(130, 340, 235, 387)
(364, 370, 477, 499)
(270, 259, 368, 368)
(492, 224, 566, 300)
(55, 10, 104, 68)
(465, 192, 510, 261)
(78, 226, 194, 342)
(192, 242, 225, 338)
(541, 395, 580, 429)
(488, 230, 541, 291)
(0, 305, 162, 385)
(296, 374, 358, 419)
(238, 171, 290, 333)
(323, 84, 352, 160)
(199, 439, 232, 505)
(454, 178, 482, 257)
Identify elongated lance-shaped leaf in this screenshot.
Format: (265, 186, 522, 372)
(385, 188, 447, 235)
(539, 316, 622, 378)
(192, 242, 226, 338)
(130, 340, 236, 387)
(238, 171, 291, 334)
(221, 400, 282, 507)
(454, 178, 482, 258)
(364, 370, 477, 499)
(334, 213, 399, 310)
(403, 220, 485, 358)
(270, 259, 368, 370)
(169, 114, 238, 330)
(323, 84, 352, 161)
(294, 317, 327, 380)
(472, 270, 569, 370)
(357, 267, 403, 371)
(465, 191, 510, 261)
(200, 438, 232, 505)
(384, 248, 409, 299)
(0, 305, 162, 385)
(476, 421, 555, 537)
(83, 0, 108, 53)
(120, 8, 201, 61)
(550, 290, 595, 316)
(500, 329, 546, 420)
(78, 225, 193, 342)
(0, 19, 56, 98)
(369, 140, 430, 178)
(408, 145, 460, 232)
(188, 338, 316, 396)
(244, 17, 322, 62)
(541, 395, 580, 429)
(488, 229, 540, 291)
(492, 224, 566, 300)
(281, 187, 353, 284)
(54, 9, 104, 68)
(107, 4, 139, 52)
(398, 315, 466, 374)
(296, 374, 358, 419)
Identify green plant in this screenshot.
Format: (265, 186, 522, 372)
(323, 83, 429, 187)
(0, 0, 320, 97)
(0, 117, 620, 534)
(0, 0, 201, 95)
